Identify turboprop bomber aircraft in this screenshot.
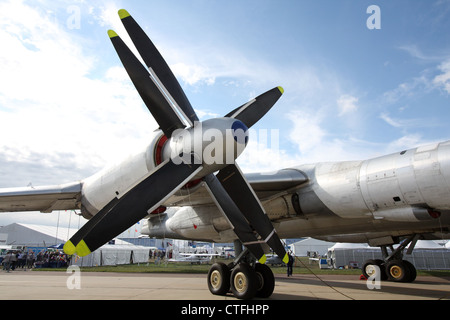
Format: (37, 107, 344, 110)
(0, 10, 449, 299)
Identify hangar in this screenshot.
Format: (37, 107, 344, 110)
(0, 223, 149, 266)
(0, 222, 77, 247)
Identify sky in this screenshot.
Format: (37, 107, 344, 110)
(1, 0, 450, 230)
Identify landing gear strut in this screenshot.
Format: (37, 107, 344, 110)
(207, 241, 275, 299)
(362, 234, 418, 283)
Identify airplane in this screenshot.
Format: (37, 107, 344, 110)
(0, 9, 449, 299)
(169, 253, 219, 264)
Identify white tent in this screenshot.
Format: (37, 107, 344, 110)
(406, 240, 444, 249)
(328, 241, 450, 270)
(289, 238, 335, 257)
(327, 243, 377, 269)
(71, 242, 150, 267)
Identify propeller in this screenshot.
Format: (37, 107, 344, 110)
(64, 9, 287, 264)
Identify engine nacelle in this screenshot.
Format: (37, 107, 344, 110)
(373, 207, 441, 222)
(80, 131, 172, 219)
(157, 206, 225, 242)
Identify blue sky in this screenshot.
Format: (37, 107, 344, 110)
(0, 0, 450, 227)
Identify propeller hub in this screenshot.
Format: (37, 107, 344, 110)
(161, 118, 249, 171)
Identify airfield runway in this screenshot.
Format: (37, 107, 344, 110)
(0, 270, 449, 300)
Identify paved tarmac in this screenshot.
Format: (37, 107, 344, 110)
(0, 269, 449, 300)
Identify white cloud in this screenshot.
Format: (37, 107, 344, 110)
(287, 110, 326, 155)
(433, 59, 450, 93)
(337, 94, 358, 116)
(379, 113, 403, 128)
(170, 63, 216, 86)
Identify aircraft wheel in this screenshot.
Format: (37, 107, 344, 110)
(402, 260, 417, 283)
(255, 263, 275, 298)
(385, 260, 411, 282)
(230, 263, 258, 300)
(207, 262, 230, 295)
(362, 259, 387, 280)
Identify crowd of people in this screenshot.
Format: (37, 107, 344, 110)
(1, 250, 70, 272)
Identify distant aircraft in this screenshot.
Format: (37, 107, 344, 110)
(169, 253, 219, 264)
(0, 9, 449, 299)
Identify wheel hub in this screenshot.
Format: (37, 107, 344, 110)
(389, 265, 403, 279)
(210, 270, 221, 289)
(365, 264, 378, 277)
(234, 272, 248, 293)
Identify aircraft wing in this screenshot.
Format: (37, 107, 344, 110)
(0, 181, 81, 213)
(166, 168, 308, 207)
(0, 169, 305, 214)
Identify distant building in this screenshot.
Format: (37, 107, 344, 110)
(0, 223, 78, 247)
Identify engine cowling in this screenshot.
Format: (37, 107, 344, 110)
(80, 131, 172, 219)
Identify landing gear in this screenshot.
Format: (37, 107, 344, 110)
(362, 234, 418, 283)
(207, 244, 276, 299)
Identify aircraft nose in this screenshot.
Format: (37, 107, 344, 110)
(231, 120, 249, 146)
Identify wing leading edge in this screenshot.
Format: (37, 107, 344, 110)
(0, 181, 81, 213)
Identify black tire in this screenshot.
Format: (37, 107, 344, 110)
(207, 262, 230, 295)
(402, 260, 417, 283)
(373, 259, 388, 280)
(255, 263, 275, 298)
(385, 260, 411, 282)
(230, 263, 258, 300)
(362, 259, 387, 281)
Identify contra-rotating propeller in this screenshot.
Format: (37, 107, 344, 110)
(64, 9, 288, 264)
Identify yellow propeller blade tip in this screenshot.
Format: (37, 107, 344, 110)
(282, 253, 289, 264)
(118, 9, 130, 19)
(108, 30, 118, 38)
(63, 241, 76, 255)
(258, 254, 267, 265)
(75, 240, 92, 257)
(277, 86, 284, 94)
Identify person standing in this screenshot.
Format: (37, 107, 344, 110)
(3, 252, 12, 272)
(10, 251, 18, 271)
(287, 252, 294, 277)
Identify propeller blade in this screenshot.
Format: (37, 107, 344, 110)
(63, 197, 119, 255)
(204, 174, 266, 263)
(108, 30, 185, 137)
(118, 9, 199, 126)
(225, 86, 284, 128)
(216, 164, 288, 263)
(64, 157, 203, 256)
